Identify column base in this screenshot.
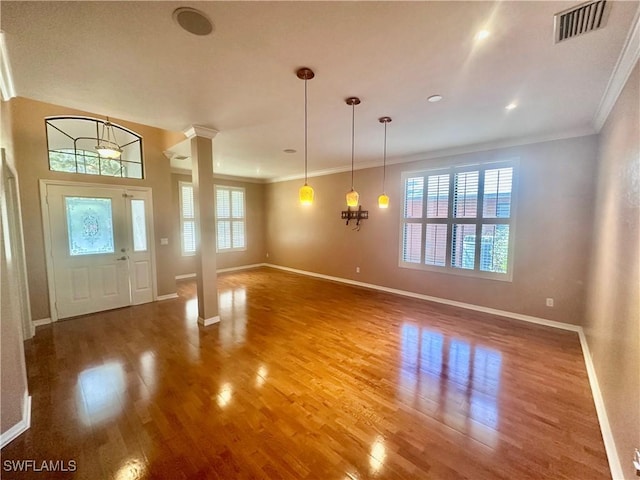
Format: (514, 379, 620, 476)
(198, 315, 220, 327)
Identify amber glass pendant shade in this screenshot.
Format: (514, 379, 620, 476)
(378, 193, 389, 209)
(299, 184, 314, 205)
(346, 189, 359, 207)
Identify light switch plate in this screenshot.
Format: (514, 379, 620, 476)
(160, 238, 169, 245)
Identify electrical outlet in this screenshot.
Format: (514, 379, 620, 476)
(545, 298, 554, 307)
(356, 266, 360, 274)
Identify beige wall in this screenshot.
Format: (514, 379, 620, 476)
(8, 97, 185, 320)
(171, 172, 267, 276)
(585, 61, 639, 479)
(266, 135, 598, 325)
(0, 99, 29, 437)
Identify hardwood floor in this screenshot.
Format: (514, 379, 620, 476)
(2, 268, 609, 479)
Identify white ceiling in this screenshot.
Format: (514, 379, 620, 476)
(2, 1, 638, 180)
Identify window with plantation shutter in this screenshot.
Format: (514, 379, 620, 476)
(400, 161, 516, 280)
(215, 185, 246, 252)
(179, 182, 196, 256)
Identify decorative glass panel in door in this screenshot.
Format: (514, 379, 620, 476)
(130, 199, 147, 252)
(126, 192, 154, 306)
(65, 197, 115, 256)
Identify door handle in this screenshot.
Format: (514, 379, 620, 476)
(116, 256, 128, 261)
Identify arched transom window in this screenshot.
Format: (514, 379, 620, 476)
(45, 116, 144, 179)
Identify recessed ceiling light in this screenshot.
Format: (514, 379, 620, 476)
(475, 30, 491, 41)
(283, 149, 297, 154)
(173, 7, 214, 36)
(427, 94, 443, 103)
(505, 103, 518, 110)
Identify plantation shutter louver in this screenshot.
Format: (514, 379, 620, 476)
(400, 162, 515, 280)
(215, 186, 246, 251)
(180, 183, 196, 255)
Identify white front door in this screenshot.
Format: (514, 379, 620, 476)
(44, 183, 155, 319)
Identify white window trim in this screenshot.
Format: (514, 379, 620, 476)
(214, 185, 247, 253)
(398, 160, 517, 282)
(179, 181, 196, 256)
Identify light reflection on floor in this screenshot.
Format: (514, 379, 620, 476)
(76, 361, 125, 427)
(255, 364, 268, 388)
(114, 456, 146, 480)
(217, 382, 233, 408)
(369, 436, 387, 474)
(186, 288, 247, 350)
(218, 287, 247, 347)
(185, 298, 198, 320)
(138, 351, 156, 401)
(399, 323, 502, 447)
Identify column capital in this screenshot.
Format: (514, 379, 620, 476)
(183, 125, 219, 139)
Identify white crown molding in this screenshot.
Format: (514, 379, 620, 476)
(267, 126, 596, 184)
(593, 5, 640, 131)
(183, 125, 219, 139)
(169, 166, 267, 184)
(0, 31, 17, 101)
(169, 167, 193, 176)
(212, 172, 267, 184)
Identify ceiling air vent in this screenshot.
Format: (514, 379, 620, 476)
(554, 0, 610, 43)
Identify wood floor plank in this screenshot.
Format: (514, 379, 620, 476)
(1, 267, 610, 479)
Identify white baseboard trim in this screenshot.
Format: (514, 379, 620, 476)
(217, 263, 267, 274)
(264, 263, 581, 332)
(156, 293, 179, 301)
(0, 392, 31, 449)
(176, 264, 268, 280)
(198, 315, 220, 327)
(264, 263, 621, 480)
(175, 273, 196, 280)
(578, 330, 624, 480)
(32, 317, 51, 328)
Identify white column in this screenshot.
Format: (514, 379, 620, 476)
(184, 125, 219, 326)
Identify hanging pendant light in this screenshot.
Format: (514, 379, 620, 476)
(345, 97, 361, 207)
(378, 116, 392, 209)
(297, 68, 315, 205)
(95, 117, 123, 159)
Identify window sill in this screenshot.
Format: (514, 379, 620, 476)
(398, 261, 513, 282)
